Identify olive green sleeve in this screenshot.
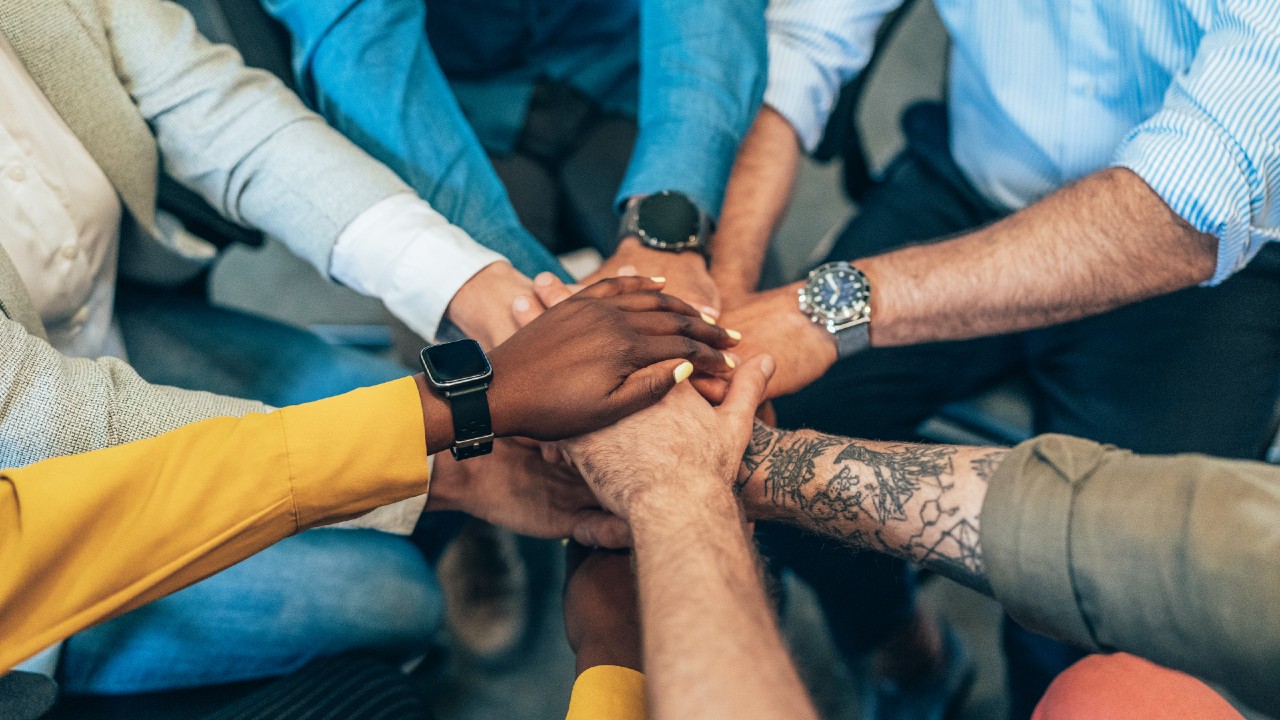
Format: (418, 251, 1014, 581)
(982, 434, 1280, 714)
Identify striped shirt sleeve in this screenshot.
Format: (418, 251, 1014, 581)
(763, 0, 904, 152)
(1112, 2, 1280, 285)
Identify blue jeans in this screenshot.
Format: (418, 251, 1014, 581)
(56, 287, 444, 695)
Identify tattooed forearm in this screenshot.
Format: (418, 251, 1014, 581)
(742, 429, 1008, 595)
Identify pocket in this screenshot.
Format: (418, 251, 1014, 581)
(425, 0, 532, 77)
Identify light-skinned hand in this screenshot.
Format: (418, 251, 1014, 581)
(560, 353, 776, 523)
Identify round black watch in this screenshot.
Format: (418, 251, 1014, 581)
(420, 339, 494, 460)
(618, 190, 713, 264)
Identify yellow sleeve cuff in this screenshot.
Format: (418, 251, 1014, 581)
(565, 665, 647, 720)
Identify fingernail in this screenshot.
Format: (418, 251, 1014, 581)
(561, 537, 570, 546)
(617, 265, 638, 277)
(700, 311, 718, 325)
(650, 276, 666, 284)
(512, 296, 531, 312)
(761, 354, 777, 377)
(723, 352, 737, 369)
(534, 273, 554, 287)
(673, 361, 694, 383)
(725, 328, 743, 341)
(700, 305, 721, 320)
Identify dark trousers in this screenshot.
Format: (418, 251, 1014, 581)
(771, 104, 1280, 718)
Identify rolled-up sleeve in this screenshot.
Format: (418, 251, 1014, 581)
(1112, 2, 1280, 284)
(763, 0, 902, 152)
(982, 434, 1280, 713)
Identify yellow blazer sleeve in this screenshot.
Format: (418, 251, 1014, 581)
(565, 666, 648, 720)
(0, 377, 429, 672)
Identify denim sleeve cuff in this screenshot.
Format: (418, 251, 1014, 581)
(1112, 110, 1262, 285)
(764, 38, 846, 153)
(982, 434, 1109, 651)
(616, 122, 741, 219)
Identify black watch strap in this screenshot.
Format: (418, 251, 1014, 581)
(446, 387, 493, 460)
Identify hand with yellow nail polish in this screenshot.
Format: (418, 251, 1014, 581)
(559, 354, 777, 524)
(485, 276, 740, 441)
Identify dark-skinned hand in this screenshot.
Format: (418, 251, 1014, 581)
(512, 273, 739, 404)
(487, 276, 737, 440)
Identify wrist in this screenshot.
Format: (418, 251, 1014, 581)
(445, 262, 530, 349)
(783, 280, 840, 366)
(413, 373, 458, 455)
(629, 476, 740, 534)
(614, 236, 707, 271)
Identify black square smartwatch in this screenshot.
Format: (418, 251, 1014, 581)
(420, 339, 494, 460)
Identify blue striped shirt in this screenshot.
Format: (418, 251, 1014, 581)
(765, 0, 1280, 283)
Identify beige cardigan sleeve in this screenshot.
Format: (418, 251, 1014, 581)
(983, 434, 1280, 714)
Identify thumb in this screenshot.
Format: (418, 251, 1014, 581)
(532, 272, 579, 307)
(572, 511, 633, 549)
(718, 354, 775, 427)
(610, 358, 695, 416)
(512, 294, 545, 329)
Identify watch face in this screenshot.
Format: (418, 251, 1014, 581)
(421, 339, 493, 388)
(636, 191, 700, 248)
(802, 263, 869, 323)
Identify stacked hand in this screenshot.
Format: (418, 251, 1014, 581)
(559, 353, 775, 523)
(485, 276, 738, 441)
(718, 283, 837, 400)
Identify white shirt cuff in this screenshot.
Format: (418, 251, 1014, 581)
(330, 194, 506, 342)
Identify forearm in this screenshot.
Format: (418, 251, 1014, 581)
(711, 106, 803, 301)
(739, 424, 1004, 594)
(632, 485, 816, 720)
(858, 167, 1217, 346)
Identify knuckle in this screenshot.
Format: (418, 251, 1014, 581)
(682, 337, 701, 359)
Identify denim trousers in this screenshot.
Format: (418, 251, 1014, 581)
(54, 286, 444, 695)
(773, 103, 1280, 719)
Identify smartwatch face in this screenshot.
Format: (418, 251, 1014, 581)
(421, 339, 493, 388)
(805, 264, 867, 322)
(637, 192, 700, 247)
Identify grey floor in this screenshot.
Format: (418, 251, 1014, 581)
(206, 3, 1262, 719)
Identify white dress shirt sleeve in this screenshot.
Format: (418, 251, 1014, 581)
(330, 193, 506, 343)
(1111, 2, 1280, 285)
(763, 0, 904, 152)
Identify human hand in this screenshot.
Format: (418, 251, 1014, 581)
(560, 353, 775, 523)
(488, 276, 738, 441)
(584, 237, 720, 317)
(516, 273, 739, 403)
(426, 439, 630, 548)
(719, 283, 837, 400)
(446, 262, 543, 351)
(563, 544, 642, 674)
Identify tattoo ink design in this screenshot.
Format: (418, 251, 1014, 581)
(833, 443, 956, 523)
(969, 449, 1007, 483)
(761, 434, 841, 508)
(738, 421, 783, 495)
(753, 430, 994, 593)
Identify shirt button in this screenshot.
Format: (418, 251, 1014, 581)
(60, 244, 79, 260)
(8, 165, 27, 182)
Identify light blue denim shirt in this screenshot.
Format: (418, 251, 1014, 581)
(264, 0, 765, 281)
(766, 0, 1280, 284)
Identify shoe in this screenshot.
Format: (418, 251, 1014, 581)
(436, 521, 531, 662)
(859, 624, 975, 720)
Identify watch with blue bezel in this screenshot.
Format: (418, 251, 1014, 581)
(797, 261, 872, 359)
